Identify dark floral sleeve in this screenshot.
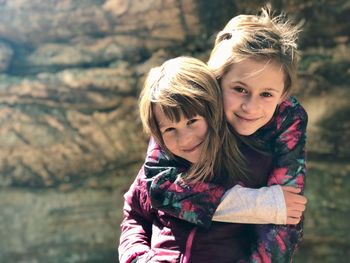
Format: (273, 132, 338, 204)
(144, 138, 225, 228)
(247, 96, 308, 262)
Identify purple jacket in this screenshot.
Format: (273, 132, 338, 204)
(119, 144, 273, 263)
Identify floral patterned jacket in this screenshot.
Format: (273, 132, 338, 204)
(144, 96, 308, 263)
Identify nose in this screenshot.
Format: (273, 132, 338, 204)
(241, 96, 260, 113)
(177, 129, 192, 148)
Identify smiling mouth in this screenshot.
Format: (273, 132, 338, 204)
(183, 141, 203, 153)
(235, 114, 260, 122)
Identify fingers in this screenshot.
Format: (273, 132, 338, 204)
(287, 210, 303, 218)
(293, 203, 306, 212)
(282, 186, 308, 225)
(286, 202, 306, 225)
(282, 187, 308, 204)
(287, 200, 306, 211)
(281, 186, 301, 193)
(286, 216, 302, 225)
(293, 195, 307, 204)
(286, 209, 304, 225)
(286, 210, 303, 225)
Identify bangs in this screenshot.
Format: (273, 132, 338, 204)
(155, 95, 207, 122)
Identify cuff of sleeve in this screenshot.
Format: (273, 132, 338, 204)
(120, 247, 149, 263)
(272, 185, 287, 224)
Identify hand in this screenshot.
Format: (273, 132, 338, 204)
(282, 186, 307, 225)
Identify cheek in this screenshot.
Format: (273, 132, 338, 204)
(162, 134, 176, 151)
(223, 92, 239, 109)
(199, 123, 209, 138)
(223, 96, 232, 112)
(223, 99, 230, 112)
(264, 101, 279, 117)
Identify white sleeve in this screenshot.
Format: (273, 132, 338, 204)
(212, 184, 286, 224)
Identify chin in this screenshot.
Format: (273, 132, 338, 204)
(189, 157, 198, 164)
(236, 129, 257, 136)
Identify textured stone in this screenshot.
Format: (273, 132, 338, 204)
(0, 0, 348, 262)
(0, 41, 13, 72)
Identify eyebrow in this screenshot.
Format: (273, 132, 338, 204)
(232, 81, 281, 93)
(158, 122, 166, 129)
(264, 88, 281, 93)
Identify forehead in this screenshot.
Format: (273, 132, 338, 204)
(223, 58, 285, 90)
(153, 104, 181, 128)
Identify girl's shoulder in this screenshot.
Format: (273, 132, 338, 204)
(277, 96, 308, 122)
(271, 96, 308, 132)
(253, 96, 308, 143)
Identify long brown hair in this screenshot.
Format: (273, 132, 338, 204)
(139, 56, 247, 184)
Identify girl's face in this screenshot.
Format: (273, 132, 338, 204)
(154, 105, 208, 164)
(221, 58, 285, 136)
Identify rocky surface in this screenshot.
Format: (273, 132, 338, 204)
(0, 0, 349, 262)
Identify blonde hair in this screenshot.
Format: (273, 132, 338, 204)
(139, 56, 246, 184)
(208, 6, 301, 96)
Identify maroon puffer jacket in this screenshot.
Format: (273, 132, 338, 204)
(118, 165, 266, 263)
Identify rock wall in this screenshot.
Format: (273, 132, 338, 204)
(0, 0, 349, 262)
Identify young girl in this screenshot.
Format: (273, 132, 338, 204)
(119, 57, 306, 263)
(143, 7, 308, 262)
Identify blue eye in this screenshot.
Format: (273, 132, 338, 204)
(261, 92, 272, 97)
